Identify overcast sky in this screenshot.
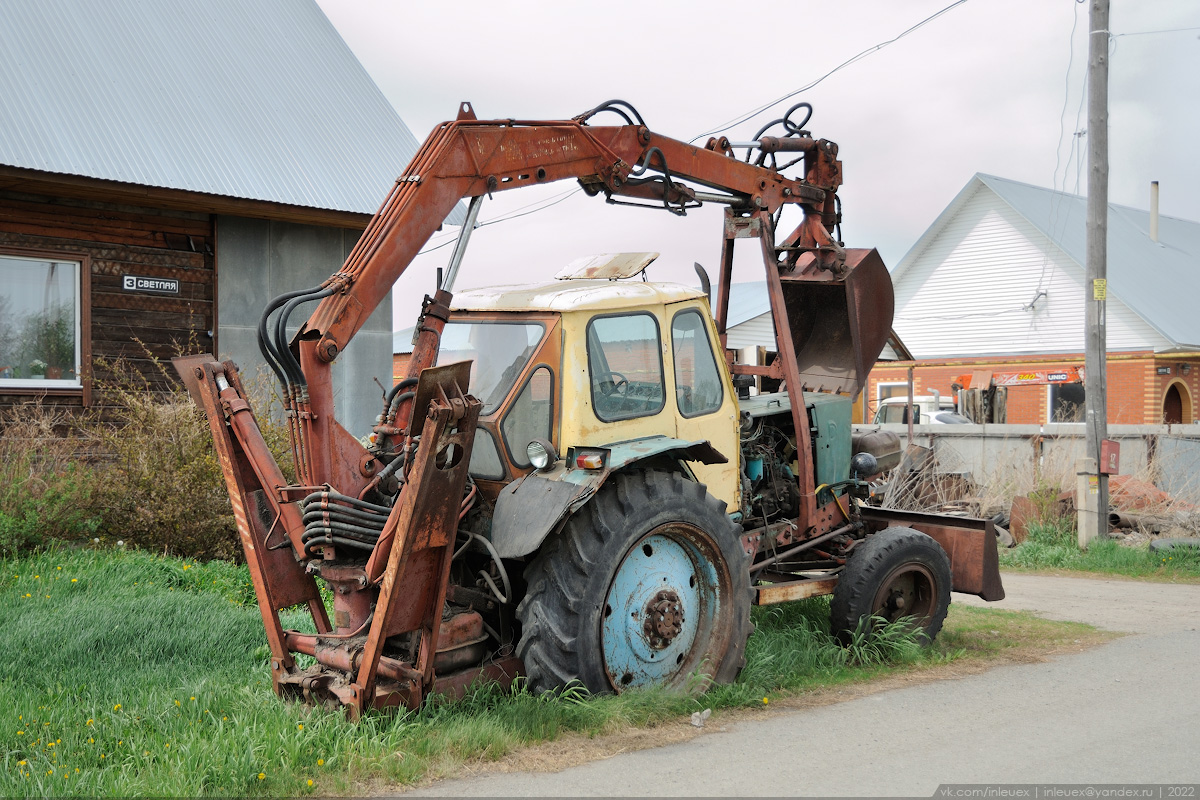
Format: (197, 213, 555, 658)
(314, 0, 1200, 331)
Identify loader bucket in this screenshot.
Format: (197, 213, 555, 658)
(777, 248, 893, 398)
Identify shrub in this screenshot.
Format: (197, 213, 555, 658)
(0, 404, 99, 555)
(82, 354, 294, 560)
(0, 349, 294, 560)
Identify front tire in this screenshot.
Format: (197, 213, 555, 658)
(516, 470, 752, 694)
(830, 526, 951, 645)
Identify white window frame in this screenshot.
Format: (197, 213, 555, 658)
(1046, 382, 1086, 424)
(0, 252, 84, 390)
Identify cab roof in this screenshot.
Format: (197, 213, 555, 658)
(450, 279, 707, 313)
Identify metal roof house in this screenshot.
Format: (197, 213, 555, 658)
(869, 174, 1200, 425)
(0, 0, 447, 434)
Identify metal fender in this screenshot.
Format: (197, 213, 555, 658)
(489, 436, 727, 559)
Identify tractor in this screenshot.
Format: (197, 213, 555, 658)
(176, 100, 1003, 715)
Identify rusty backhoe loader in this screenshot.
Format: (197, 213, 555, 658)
(176, 100, 1003, 716)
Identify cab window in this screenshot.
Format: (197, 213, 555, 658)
(671, 309, 723, 417)
(502, 366, 553, 466)
(437, 321, 545, 414)
(586, 312, 665, 422)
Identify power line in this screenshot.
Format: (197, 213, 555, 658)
(690, 0, 973, 143)
(424, 2, 976, 251)
(1032, 0, 1087, 303)
(416, 188, 582, 256)
(1113, 25, 1200, 37)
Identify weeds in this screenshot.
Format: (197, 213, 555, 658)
(0, 348, 292, 560)
(0, 404, 99, 555)
(0, 546, 1010, 796)
(1000, 519, 1200, 581)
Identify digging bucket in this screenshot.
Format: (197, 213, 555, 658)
(777, 248, 894, 399)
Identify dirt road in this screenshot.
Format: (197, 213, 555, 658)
(410, 573, 1200, 797)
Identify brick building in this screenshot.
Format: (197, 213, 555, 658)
(869, 175, 1200, 425)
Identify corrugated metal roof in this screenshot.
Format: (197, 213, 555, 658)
(393, 326, 415, 354)
(726, 282, 771, 327)
(896, 174, 1200, 349)
(0, 0, 460, 220)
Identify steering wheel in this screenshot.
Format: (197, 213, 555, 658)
(596, 370, 629, 397)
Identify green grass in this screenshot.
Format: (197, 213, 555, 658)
(1000, 519, 1200, 582)
(0, 546, 1084, 796)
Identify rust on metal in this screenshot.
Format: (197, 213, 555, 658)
(642, 589, 685, 649)
(755, 577, 839, 605)
(860, 507, 1005, 601)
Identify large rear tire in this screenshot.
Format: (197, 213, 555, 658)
(830, 526, 951, 645)
(516, 470, 752, 694)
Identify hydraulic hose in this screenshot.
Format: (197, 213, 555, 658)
(301, 521, 383, 541)
(302, 506, 388, 528)
(302, 489, 392, 515)
(385, 377, 418, 407)
(257, 287, 316, 388)
(302, 536, 375, 555)
(274, 286, 336, 388)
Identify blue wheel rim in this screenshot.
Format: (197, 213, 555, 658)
(600, 523, 725, 691)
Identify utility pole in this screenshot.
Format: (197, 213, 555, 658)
(1081, 0, 1109, 547)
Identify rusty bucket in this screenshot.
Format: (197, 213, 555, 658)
(778, 248, 894, 398)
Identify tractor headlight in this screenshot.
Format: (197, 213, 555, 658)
(527, 439, 558, 471)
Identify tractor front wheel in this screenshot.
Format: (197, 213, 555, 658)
(830, 526, 951, 645)
(516, 470, 752, 694)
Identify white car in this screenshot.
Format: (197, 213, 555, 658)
(872, 396, 966, 425)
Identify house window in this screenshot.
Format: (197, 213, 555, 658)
(0, 253, 84, 389)
(1048, 382, 1085, 423)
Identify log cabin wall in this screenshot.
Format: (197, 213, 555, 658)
(0, 189, 214, 413)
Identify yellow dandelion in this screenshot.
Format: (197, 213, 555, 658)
(71, 579, 77, 583)
(317, 758, 324, 766)
(307, 779, 314, 787)
(17, 760, 25, 766)
(298, 723, 304, 730)
(86, 718, 92, 725)
(57, 566, 62, 571)
(174, 700, 181, 707)
(183, 565, 191, 571)
(100, 754, 105, 759)
(762, 697, 769, 705)
(34, 575, 39, 579)
(89, 737, 94, 744)
(258, 772, 266, 780)
(16, 730, 23, 736)
(113, 704, 121, 711)
(190, 696, 195, 701)
(165, 743, 170, 748)
(23, 594, 30, 598)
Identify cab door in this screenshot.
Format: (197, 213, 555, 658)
(666, 302, 740, 510)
